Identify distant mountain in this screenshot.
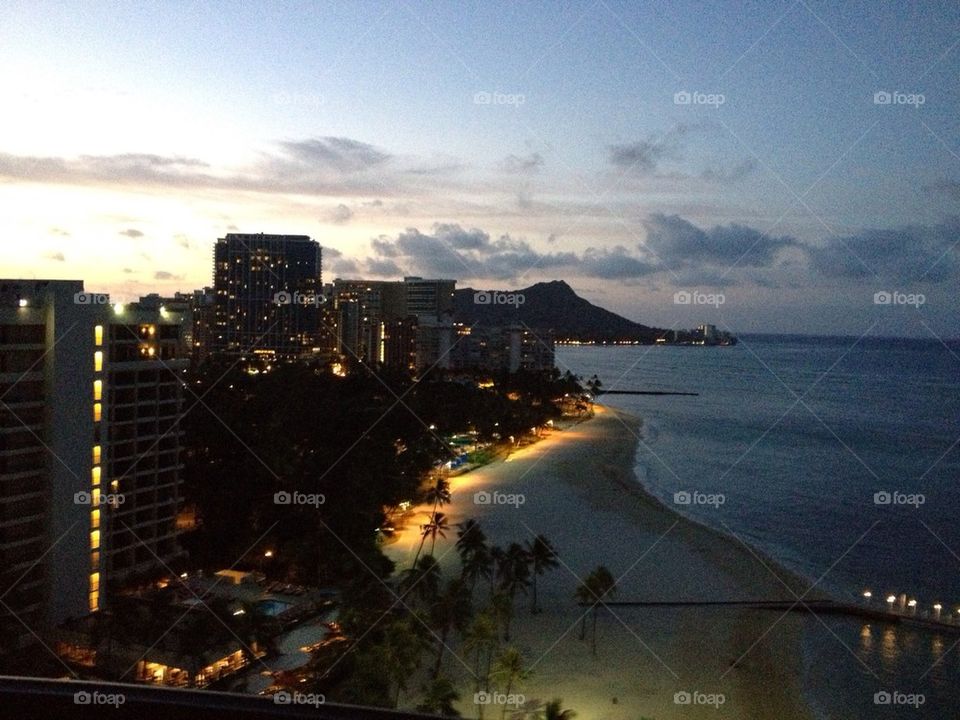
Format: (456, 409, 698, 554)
(453, 280, 677, 343)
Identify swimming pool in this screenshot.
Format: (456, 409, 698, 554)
(256, 599, 293, 617)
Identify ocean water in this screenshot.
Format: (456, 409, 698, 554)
(557, 336, 960, 719)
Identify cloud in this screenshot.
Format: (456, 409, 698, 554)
(0, 136, 407, 197)
(120, 228, 144, 238)
(368, 223, 578, 280)
(498, 152, 544, 174)
(326, 203, 353, 224)
(154, 270, 184, 281)
(122, 268, 135, 274)
(608, 124, 703, 175)
(366, 258, 403, 276)
(44, 251, 66, 262)
(174, 233, 191, 249)
(700, 158, 757, 183)
(807, 218, 960, 282)
(580, 246, 656, 278)
(641, 213, 797, 269)
(50, 227, 70, 236)
(275, 137, 390, 174)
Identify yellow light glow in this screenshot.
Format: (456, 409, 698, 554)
(92, 445, 101, 464)
(91, 551, 99, 570)
(89, 590, 99, 612)
(91, 466, 101, 487)
(92, 488, 100, 505)
(93, 403, 102, 422)
(93, 379, 102, 401)
(90, 530, 100, 550)
(91, 508, 100, 530)
(94, 351, 103, 372)
(90, 572, 100, 593)
(94, 325, 103, 346)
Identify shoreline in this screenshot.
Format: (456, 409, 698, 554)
(385, 405, 815, 719)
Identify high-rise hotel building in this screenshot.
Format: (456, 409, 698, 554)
(212, 234, 323, 361)
(0, 280, 187, 650)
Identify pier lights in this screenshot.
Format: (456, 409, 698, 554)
(933, 603, 943, 619)
(886, 595, 897, 608)
(907, 599, 917, 615)
(862, 590, 872, 602)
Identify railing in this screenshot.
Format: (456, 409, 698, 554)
(0, 676, 444, 720)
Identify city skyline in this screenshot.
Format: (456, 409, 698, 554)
(2, 1, 959, 339)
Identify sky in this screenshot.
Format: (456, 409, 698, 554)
(1, 0, 958, 338)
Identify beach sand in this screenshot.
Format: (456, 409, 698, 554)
(385, 405, 816, 719)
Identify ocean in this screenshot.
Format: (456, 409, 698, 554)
(557, 335, 960, 719)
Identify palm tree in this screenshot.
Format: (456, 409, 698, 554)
(425, 475, 452, 511)
(496, 543, 531, 639)
(525, 535, 558, 614)
(541, 698, 577, 720)
(381, 617, 428, 707)
(489, 591, 514, 647)
(491, 647, 529, 720)
(420, 511, 450, 555)
(488, 545, 506, 596)
(462, 611, 498, 698)
(402, 554, 442, 609)
(573, 582, 593, 641)
(430, 578, 473, 678)
(574, 566, 617, 656)
(417, 676, 461, 717)
(457, 520, 493, 593)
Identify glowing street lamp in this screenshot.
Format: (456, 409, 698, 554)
(933, 603, 943, 619)
(264, 550, 274, 558)
(886, 595, 897, 608)
(862, 590, 872, 601)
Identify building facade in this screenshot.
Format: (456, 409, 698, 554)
(212, 234, 323, 361)
(0, 280, 188, 651)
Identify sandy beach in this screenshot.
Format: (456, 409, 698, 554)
(385, 405, 816, 719)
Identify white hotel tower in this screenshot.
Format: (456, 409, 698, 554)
(0, 280, 188, 651)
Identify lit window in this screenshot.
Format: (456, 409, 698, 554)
(92, 488, 100, 506)
(91, 509, 100, 530)
(94, 351, 103, 372)
(93, 380, 102, 401)
(91, 551, 99, 570)
(92, 446, 101, 465)
(95, 325, 103, 347)
(93, 403, 102, 422)
(88, 591, 99, 612)
(91, 467, 101, 487)
(90, 530, 100, 550)
(110, 480, 119, 493)
(90, 572, 100, 593)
